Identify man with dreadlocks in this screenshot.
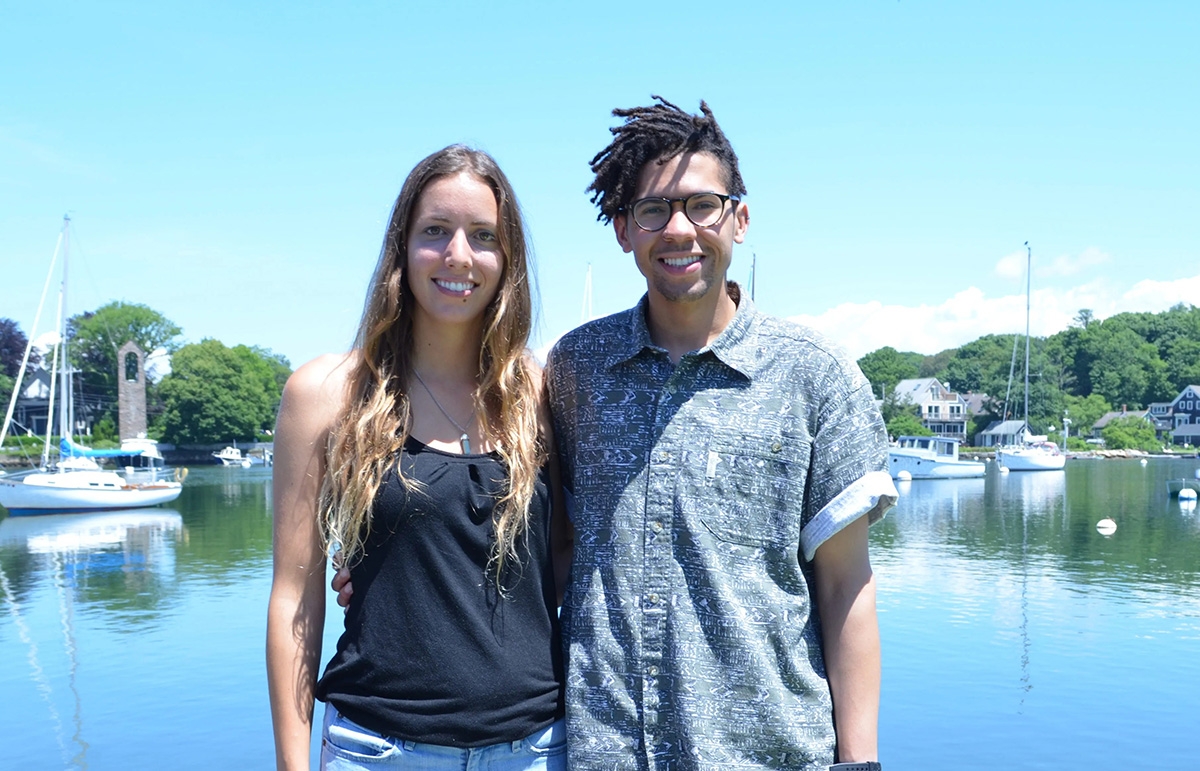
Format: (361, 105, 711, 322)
(545, 96, 897, 770)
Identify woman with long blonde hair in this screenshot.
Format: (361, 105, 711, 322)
(267, 145, 568, 770)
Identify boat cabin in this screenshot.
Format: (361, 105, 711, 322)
(896, 435, 962, 458)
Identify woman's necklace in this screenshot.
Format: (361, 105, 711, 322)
(412, 369, 475, 454)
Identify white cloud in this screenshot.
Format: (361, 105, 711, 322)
(994, 246, 1113, 280)
(1042, 246, 1111, 277)
(789, 272, 1200, 358)
(32, 331, 61, 353)
(145, 348, 171, 382)
(994, 249, 1027, 279)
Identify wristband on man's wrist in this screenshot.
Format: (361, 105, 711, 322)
(828, 762, 882, 771)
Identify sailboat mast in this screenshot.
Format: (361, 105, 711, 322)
(750, 251, 757, 301)
(1023, 241, 1031, 434)
(60, 216, 72, 446)
(0, 223, 66, 447)
(581, 263, 593, 324)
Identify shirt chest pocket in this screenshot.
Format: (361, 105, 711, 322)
(693, 435, 811, 549)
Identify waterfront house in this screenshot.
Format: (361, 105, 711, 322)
(1168, 385, 1200, 446)
(1147, 401, 1174, 440)
(1091, 407, 1152, 441)
(893, 378, 970, 441)
(11, 366, 52, 437)
(977, 419, 1028, 448)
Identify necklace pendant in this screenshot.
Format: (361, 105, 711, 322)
(460, 433, 471, 454)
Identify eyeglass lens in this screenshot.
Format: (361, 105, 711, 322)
(632, 193, 728, 231)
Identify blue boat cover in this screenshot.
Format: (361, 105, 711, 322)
(59, 437, 143, 458)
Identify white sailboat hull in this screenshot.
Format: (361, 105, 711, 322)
(998, 446, 1066, 471)
(0, 470, 182, 515)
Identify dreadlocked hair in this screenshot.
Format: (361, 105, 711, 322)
(319, 144, 545, 589)
(587, 95, 747, 224)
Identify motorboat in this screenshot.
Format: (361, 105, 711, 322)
(888, 436, 986, 479)
(213, 446, 252, 468)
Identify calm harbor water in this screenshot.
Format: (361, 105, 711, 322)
(2, 459, 1198, 769)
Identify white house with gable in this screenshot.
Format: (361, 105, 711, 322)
(893, 378, 970, 441)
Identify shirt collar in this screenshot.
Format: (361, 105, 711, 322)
(610, 282, 763, 380)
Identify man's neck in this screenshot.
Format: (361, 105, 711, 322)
(645, 282, 740, 364)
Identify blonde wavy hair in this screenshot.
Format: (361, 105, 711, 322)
(320, 145, 544, 584)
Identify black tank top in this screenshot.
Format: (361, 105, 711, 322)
(315, 437, 564, 747)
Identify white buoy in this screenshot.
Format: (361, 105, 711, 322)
(1140, 458, 1148, 466)
(1096, 517, 1117, 535)
(896, 470, 912, 482)
(999, 465, 1010, 475)
(1193, 468, 1200, 480)
(1179, 488, 1198, 502)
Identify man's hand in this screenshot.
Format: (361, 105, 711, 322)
(331, 564, 353, 608)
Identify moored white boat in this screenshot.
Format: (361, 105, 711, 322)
(889, 436, 986, 479)
(212, 446, 252, 467)
(998, 440, 1066, 471)
(0, 464, 182, 515)
(994, 243, 1068, 474)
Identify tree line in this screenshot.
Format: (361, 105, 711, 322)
(857, 303, 1200, 451)
(1, 302, 291, 446)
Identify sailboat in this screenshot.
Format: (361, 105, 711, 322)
(997, 242, 1066, 472)
(0, 216, 183, 515)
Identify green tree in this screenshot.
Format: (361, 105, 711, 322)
(1089, 326, 1171, 409)
(942, 334, 1019, 399)
(1063, 393, 1113, 440)
(886, 412, 931, 439)
(157, 340, 290, 444)
(0, 373, 13, 405)
(1101, 416, 1160, 452)
(1, 317, 38, 377)
(68, 302, 182, 418)
(245, 345, 291, 414)
(1164, 338, 1200, 394)
(917, 348, 955, 380)
(857, 347, 920, 399)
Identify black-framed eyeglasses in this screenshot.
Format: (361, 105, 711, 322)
(624, 192, 737, 232)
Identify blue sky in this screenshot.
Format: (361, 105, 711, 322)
(3, 1, 1197, 368)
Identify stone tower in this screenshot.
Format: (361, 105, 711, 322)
(117, 340, 147, 440)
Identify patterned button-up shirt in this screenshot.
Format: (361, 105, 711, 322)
(546, 289, 897, 770)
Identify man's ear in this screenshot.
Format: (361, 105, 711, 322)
(733, 201, 749, 245)
(613, 215, 634, 254)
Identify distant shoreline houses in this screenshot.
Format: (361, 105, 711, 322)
(891, 377, 1200, 448)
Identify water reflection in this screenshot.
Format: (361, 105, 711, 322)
(996, 468, 1066, 515)
(876, 460, 1200, 769)
(0, 509, 183, 769)
(879, 460, 1200, 593)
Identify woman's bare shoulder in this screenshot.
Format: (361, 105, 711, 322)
(281, 352, 359, 426)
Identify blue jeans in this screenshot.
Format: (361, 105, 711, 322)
(320, 704, 567, 770)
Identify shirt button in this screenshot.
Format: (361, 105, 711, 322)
(648, 665, 659, 676)
(648, 593, 659, 604)
(658, 451, 670, 462)
(651, 521, 663, 533)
